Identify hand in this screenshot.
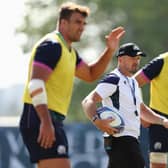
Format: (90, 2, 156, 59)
(37, 120, 56, 149)
(94, 118, 119, 135)
(162, 118, 168, 129)
(105, 26, 125, 51)
(141, 118, 151, 128)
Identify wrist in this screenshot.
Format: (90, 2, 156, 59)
(91, 114, 99, 122)
(159, 117, 166, 125)
(106, 47, 115, 54)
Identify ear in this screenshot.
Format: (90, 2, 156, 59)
(118, 56, 122, 63)
(60, 19, 68, 26)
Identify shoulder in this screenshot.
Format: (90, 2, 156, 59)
(35, 37, 62, 60)
(142, 55, 164, 80)
(37, 38, 62, 52)
(99, 72, 120, 85)
(143, 55, 164, 71)
(33, 37, 62, 70)
(159, 52, 168, 63)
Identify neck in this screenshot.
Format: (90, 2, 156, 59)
(117, 67, 133, 77)
(57, 29, 72, 50)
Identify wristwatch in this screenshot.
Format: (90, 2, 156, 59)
(92, 115, 99, 122)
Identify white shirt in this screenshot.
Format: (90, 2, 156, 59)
(95, 68, 143, 138)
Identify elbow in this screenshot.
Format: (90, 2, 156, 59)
(85, 70, 101, 83)
(84, 76, 99, 83)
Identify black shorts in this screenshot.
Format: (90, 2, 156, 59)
(104, 135, 145, 168)
(149, 110, 168, 153)
(19, 103, 69, 163)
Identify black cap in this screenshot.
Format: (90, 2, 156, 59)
(116, 43, 146, 57)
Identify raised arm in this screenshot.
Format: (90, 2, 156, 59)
(76, 26, 125, 82)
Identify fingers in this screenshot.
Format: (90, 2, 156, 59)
(117, 30, 125, 39)
(106, 26, 125, 39)
(103, 124, 119, 135)
(97, 118, 120, 135)
(38, 132, 56, 149)
(111, 26, 125, 34)
(163, 118, 168, 128)
(106, 127, 119, 135)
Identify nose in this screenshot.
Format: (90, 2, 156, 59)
(80, 23, 86, 31)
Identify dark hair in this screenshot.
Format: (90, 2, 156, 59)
(58, 2, 90, 22)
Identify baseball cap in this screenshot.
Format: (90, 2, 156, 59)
(116, 43, 146, 57)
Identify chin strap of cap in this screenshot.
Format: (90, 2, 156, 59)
(28, 79, 47, 107)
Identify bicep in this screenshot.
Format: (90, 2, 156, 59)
(91, 91, 103, 103)
(31, 64, 52, 81)
(134, 70, 149, 87)
(82, 90, 103, 108)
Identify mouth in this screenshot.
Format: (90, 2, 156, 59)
(77, 31, 82, 36)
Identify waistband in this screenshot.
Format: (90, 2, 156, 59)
(24, 103, 65, 122)
(49, 110, 65, 122)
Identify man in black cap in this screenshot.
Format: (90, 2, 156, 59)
(81, 42, 168, 168)
(117, 42, 146, 57)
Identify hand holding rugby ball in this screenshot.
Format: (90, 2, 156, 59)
(96, 106, 125, 133)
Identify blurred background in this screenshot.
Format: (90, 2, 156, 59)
(0, 0, 168, 167)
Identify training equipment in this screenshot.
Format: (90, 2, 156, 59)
(96, 106, 125, 132)
(28, 79, 48, 106)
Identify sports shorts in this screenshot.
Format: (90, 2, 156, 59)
(104, 135, 145, 168)
(19, 103, 69, 163)
(149, 109, 168, 153)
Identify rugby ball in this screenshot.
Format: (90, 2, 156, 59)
(96, 106, 125, 133)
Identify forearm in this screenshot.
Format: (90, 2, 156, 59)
(76, 26, 125, 82)
(82, 98, 97, 121)
(35, 104, 53, 124)
(82, 91, 103, 121)
(89, 48, 115, 80)
(141, 104, 166, 125)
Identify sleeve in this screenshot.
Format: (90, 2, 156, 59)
(34, 39, 62, 70)
(137, 87, 143, 104)
(75, 50, 82, 66)
(134, 79, 143, 104)
(142, 56, 164, 80)
(95, 74, 120, 99)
